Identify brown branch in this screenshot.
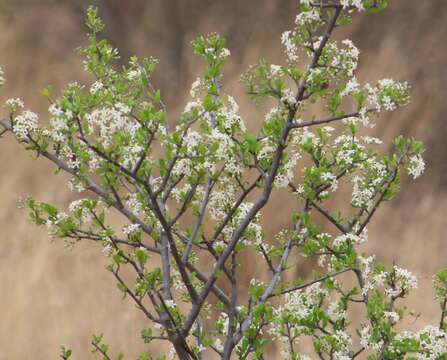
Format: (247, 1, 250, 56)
(289, 108, 377, 129)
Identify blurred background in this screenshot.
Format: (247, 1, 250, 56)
(0, 0, 446, 358)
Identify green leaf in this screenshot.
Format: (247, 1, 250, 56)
(141, 328, 153, 344)
(135, 248, 148, 266)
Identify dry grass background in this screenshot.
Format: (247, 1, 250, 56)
(0, 0, 446, 358)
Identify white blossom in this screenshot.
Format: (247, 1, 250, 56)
(333, 232, 366, 247)
(214, 338, 224, 352)
(362, 136, 382, 145)
(383, 311, 400, 324)
(270, 64, 282, 77)
(295, 8, 320, 26)
(164, 299, 176, 308)
(184, 130, 202, 156)
(220, 48, 231, 58)
(327, 301, 347, 322)
(281, 88, 297, 106)
(385, 266, 418, 298)
(125, 194, 143, 216)
(415, 326, 447, 360)
(13, 110, 39, 140)
(281, 31, 299, 62)
(407, 154, 425, 179)
(127, 68, 142, 80)
(321, 171, 338, 192)
(5, 98, 24, 111)
(90, 80, 103, 94)
(340, 0, 365, 11)
(190, 77, 202, 97)
(115, 102, 131, 114)
(341, 76, 359, 97)
(122, 223, 141, 235)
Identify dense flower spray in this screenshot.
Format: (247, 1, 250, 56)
(1, 1, 445, 359)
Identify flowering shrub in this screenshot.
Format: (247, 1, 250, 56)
(0, 1, 445, 359)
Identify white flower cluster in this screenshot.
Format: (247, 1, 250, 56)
(68, 199, 94, 222)
(164, 299, 176, 308)
(61, 145, 81, 170)
(333, 134, 361, 165)
(127, 68, 142, 81)
(295, 8, 321, 27)
(274, 152, 300, 189)
(209, 128, 232, 164)
(223, 96, 245, 130)
(360, 318, 445, 358)
(171, 268, 186, 292)
(386, 266, 418, 298)
(275, 283, 328, 325)
(393, 326, 447, 359)
(184, 130, 202, 156)
(362, 136, 382, 145)
(414, 326, 447, 360)
(5, 98, 24, 112)
(305, 67, 325, 88)
(213, 338, 224, 352)
(122, 223, 141, 235)
(360, 263, 418, 299)
(351, 177, 373, 208)
(270, 64, 282, 77)
(13, 110, 39, 140)
(87, 149, 101, 171)
(175, 94, 245, 178)
(170, 183, 193, 204)
(215, 311, 230, 336)
(48, 104, 64, 118)
(189, 77, 203, 97)
(281, 31, 299, 62)
(171, 158, 194, 178)
(355, 254, 375, 289)
(82, 103, 148, 168)
(340, 0, 365, 11)
(359, 325, 384, 352)
(202, 187, 263, 251)
(330, 330, 353, 359)
(223, 202, 263, 247)
(204, 46, 230, 60)
(340, 76, 360, 97)
(280, 88, 297, 106)
(121, 142, 144, 169)
(67, 178, 86, 193)
(321, 171, 339, 192)
(327, 301, 347, 322)
(329, 39, 360, 77)
(383, 311, 400, 324)
(183, 100, 202, 115)
(208, 186, 236, 221)
(333, 232, 367, 248)
(45, 104, 74, 143)
(86, 105, 139, 147)
(45, 212, 69, 236)
(90, 80, 104, 95)
(407, 154, 425, 179)
(366, 79, 410, 112)
(350, 158, 388, 209)
(125, 193, 143, 216)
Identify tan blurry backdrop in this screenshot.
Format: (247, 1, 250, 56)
(0, 0, 446, 358)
